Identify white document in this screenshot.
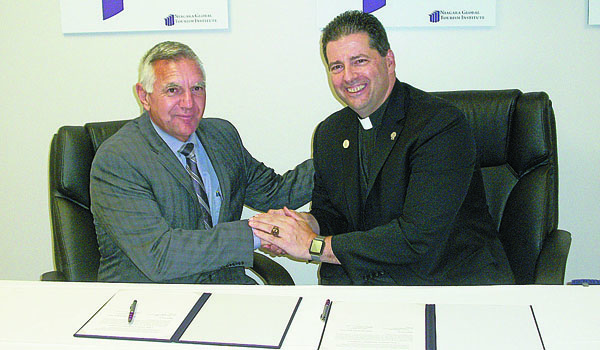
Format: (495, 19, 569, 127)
(319, 301, 426, 350)
(436, 304, 544, 350)
(75, 289, 202, 340)
(179, 293, 301, 347)
(75, 289, 301, 348)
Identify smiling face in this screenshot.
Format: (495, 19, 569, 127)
(325, 32, 396, 118)
(136, 58, 206, 142)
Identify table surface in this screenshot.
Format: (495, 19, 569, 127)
(1, 280, 599, 350)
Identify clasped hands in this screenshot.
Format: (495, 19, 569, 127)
(248, 207, 317, 260)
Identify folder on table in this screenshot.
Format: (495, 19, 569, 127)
(317, 301, 544, 350)
(75, 289, 302, 349)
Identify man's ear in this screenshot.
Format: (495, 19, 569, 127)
(386, 49, 396, 70)
(135, 83, 151, 111)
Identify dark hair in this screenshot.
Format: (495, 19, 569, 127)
(321, 10, 390, 64)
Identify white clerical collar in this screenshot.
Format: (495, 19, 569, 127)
(358, 116, 373, 130)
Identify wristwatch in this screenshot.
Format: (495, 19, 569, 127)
(309, 235, 326, 262)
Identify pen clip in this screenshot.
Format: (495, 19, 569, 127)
(320, 299, 331, 321)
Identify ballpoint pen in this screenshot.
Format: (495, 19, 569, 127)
(317, 299, 333, 350)
(128, 299, 137, 323)
(320, 299, 331, 321)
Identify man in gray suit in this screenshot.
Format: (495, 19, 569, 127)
(90, 41, 313, 284)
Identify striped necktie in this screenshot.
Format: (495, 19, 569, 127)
(179, 143, 213, 229)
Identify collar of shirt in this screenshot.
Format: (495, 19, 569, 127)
(150, 119, 196, 167)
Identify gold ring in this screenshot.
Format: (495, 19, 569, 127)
(270, 226, 280, 237)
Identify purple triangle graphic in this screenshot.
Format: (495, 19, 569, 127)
(102, 0, 124, 20)
(363, 0, 385, 13)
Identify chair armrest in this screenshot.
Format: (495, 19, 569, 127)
(40, 270, 67, 281)
(248, 252, 294, 285)
(534, 229, 572, 285)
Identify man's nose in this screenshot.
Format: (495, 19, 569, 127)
(179, 89, 194, 109)
(343, 66, 357, 83)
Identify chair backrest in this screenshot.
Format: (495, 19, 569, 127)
(432, 90, 558, 284)
(49, 120, 129, 281)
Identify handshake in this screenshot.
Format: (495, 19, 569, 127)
(248, 207, 337, 264)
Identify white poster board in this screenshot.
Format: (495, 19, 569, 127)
(60, 0, 229, 34)
(590, 0, 600, 25)
(317, 0, 496, 28)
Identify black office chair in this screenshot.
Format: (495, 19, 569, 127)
(42, 120, 294, 285)
(432, 90, 571, 284)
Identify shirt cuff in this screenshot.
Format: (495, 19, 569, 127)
(253, 232, 261, 250)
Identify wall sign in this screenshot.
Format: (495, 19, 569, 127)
(60, 0, 229, 34)
(317, 0, 496, 28)
(590, 0, 600, 25)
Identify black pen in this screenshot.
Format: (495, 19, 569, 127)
(317, 299, 333, 350)
(128, 299, 137, 323)
(320, 299, 331, 321)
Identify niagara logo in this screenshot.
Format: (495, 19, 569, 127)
(165, 14, 175, 26)
(429, 11, 441, 23)
(102, 0, 124, 20)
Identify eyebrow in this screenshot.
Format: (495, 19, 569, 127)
(162, 81, 205, 89)
(350, 54, 368, 61)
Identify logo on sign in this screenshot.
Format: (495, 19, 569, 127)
(428, 10, 486, 24)
(102, 0, 124, 20)
(165, 14, 175, 26)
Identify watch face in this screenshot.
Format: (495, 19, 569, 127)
(310, 238, 324, 255)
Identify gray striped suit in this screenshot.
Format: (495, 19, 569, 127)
(90, 112, 313, 283)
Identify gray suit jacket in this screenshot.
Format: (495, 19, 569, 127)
(90, 113, 313, 283)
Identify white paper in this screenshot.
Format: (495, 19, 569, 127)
(75, 289, 202, 340)
(179, 293, 300, 347)
(436, 304, 544, 350)
(319, 301, 426, 350)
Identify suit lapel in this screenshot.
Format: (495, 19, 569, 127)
(366, 81, 407, 198)
(336, 110, 362, 229)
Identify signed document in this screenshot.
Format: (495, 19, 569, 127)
(319, 301, 427, 350)
(75, 289, 202, 341)
(75, 289, 302, 348)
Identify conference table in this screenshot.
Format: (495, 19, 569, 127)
(1, 280, 599, 349)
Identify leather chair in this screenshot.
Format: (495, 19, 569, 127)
(42, 120, 294, 285)
(432, 90, 571, 284)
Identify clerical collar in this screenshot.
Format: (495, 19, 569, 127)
(357, 96, 390, 130)
(359, 117, 373, 130)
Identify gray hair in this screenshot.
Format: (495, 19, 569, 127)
(138, 41, 206, 93)
(321, 10, 390, 64)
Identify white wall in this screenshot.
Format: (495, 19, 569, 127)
(0, 1, 598, 284)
